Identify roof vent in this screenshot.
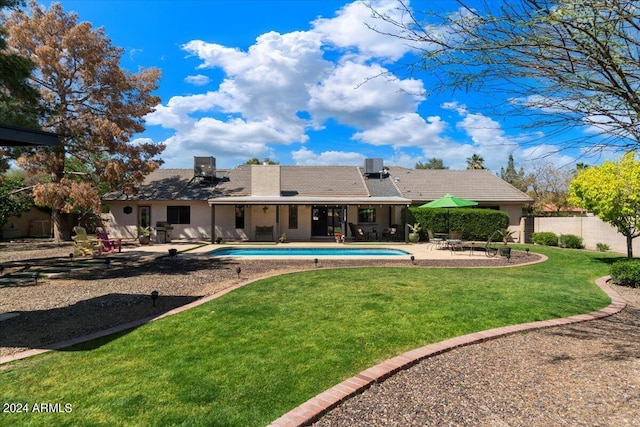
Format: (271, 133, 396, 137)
(194, 156, 216, 181)
(364, 158, 384, 178)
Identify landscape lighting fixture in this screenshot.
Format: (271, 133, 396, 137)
(314, 258, 318, 268)
(235, 266, 241, 279)
(151, 290, 159, 307)
(410, 255, 415, 265)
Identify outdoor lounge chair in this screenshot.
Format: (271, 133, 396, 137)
(96, 227, 122, 253)
(72, 226, 101, 257)
(348, 222, 367, 241)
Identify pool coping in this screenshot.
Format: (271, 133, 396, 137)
(208, 246, 413, 258)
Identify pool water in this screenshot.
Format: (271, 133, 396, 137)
(209, 247, 411, 257)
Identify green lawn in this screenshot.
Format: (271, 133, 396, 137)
(0, 246, 618, 426)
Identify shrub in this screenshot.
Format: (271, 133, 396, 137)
(531, 231, 558, 246)
(610, 260, 640, 288)
(558, 234, 584, 249)
(409, 207, 509, 241)
(596, 243, 610, 252)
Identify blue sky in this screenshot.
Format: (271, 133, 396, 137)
(43, 0, 610, 172)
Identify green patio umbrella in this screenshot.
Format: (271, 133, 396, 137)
(419, 194, 478, 235)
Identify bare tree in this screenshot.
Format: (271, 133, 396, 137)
(5, 1, 164, 240)
(526, 160, 575, 214)
(367, 0, 640, 154)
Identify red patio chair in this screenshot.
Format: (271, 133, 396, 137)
(96, 227, 122, 253)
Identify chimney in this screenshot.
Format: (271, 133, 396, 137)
(251, 164, 281, 196)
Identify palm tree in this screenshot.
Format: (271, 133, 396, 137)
(466, 154, 485, 170)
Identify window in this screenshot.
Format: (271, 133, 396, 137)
(167, 206, 190, 224)
(235, 205, 245, 229)
(358, 208, 376, 223)
(288, 205, 298, 229)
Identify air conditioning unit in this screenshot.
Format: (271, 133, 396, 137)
(194, 156, 216, 181)
(364, 158, 384, 177)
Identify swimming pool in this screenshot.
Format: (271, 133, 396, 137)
(209, 247, 411, 257)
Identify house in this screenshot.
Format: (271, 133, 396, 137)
(102, 157, 533, 242)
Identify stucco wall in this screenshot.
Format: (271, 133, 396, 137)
(105, 201, 211, 241)
(2, 208, 52, 238)
(534, 215, 640, 255)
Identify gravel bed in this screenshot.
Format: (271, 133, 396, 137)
(2, 240, 639, 426)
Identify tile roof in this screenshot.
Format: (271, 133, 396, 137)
(281, 166, 369, 196)
(387, 167, 533, 203)
(103, 169, 221, 201)
(102, 164, 532, 204)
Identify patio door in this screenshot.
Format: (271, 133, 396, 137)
(138, 206, 151, 231)
(311, 206, 343, 237)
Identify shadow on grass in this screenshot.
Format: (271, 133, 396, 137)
(593, 255, 630, 265)
(0, 293, 200, 353)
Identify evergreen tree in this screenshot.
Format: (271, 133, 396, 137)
(500, 154, 527, 192)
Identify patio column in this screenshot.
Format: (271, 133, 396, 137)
(404, 204, 409, 243)
(210, 204, 216, 243)
(342, 205, 347, 236)
(275, 204, 280, 242)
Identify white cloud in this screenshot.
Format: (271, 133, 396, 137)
(311, 0, 415, 61)
(291, 147, 365, 165)
(352, 114, 447, 148)
(308, 61, 425, 128)
(185, 74, 211, 86)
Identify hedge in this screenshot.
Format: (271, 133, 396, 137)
(409, 207, 509, 241)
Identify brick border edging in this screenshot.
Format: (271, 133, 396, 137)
(268, 276, 627, 427)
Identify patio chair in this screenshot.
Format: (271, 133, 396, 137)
(447, 231, 465, 254)
(96, 226, 122, 253)
(427, 229, 444, 249)
(382, 226, 398, 241)
(348, 222, 367, 241)
(72, 226, 101, 257)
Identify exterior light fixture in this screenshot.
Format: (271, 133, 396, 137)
(410, 255, 415, 265)
(314, 258, 318, 268)
(525, 248, 530, 256)
(151, 290, 159, 306)
(69, 253, 74, 259)
(32, 272, 39, 285)
(235, 266, 242, 279)
(506, 252, 511, 263)
(168, 248, 178, 257)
